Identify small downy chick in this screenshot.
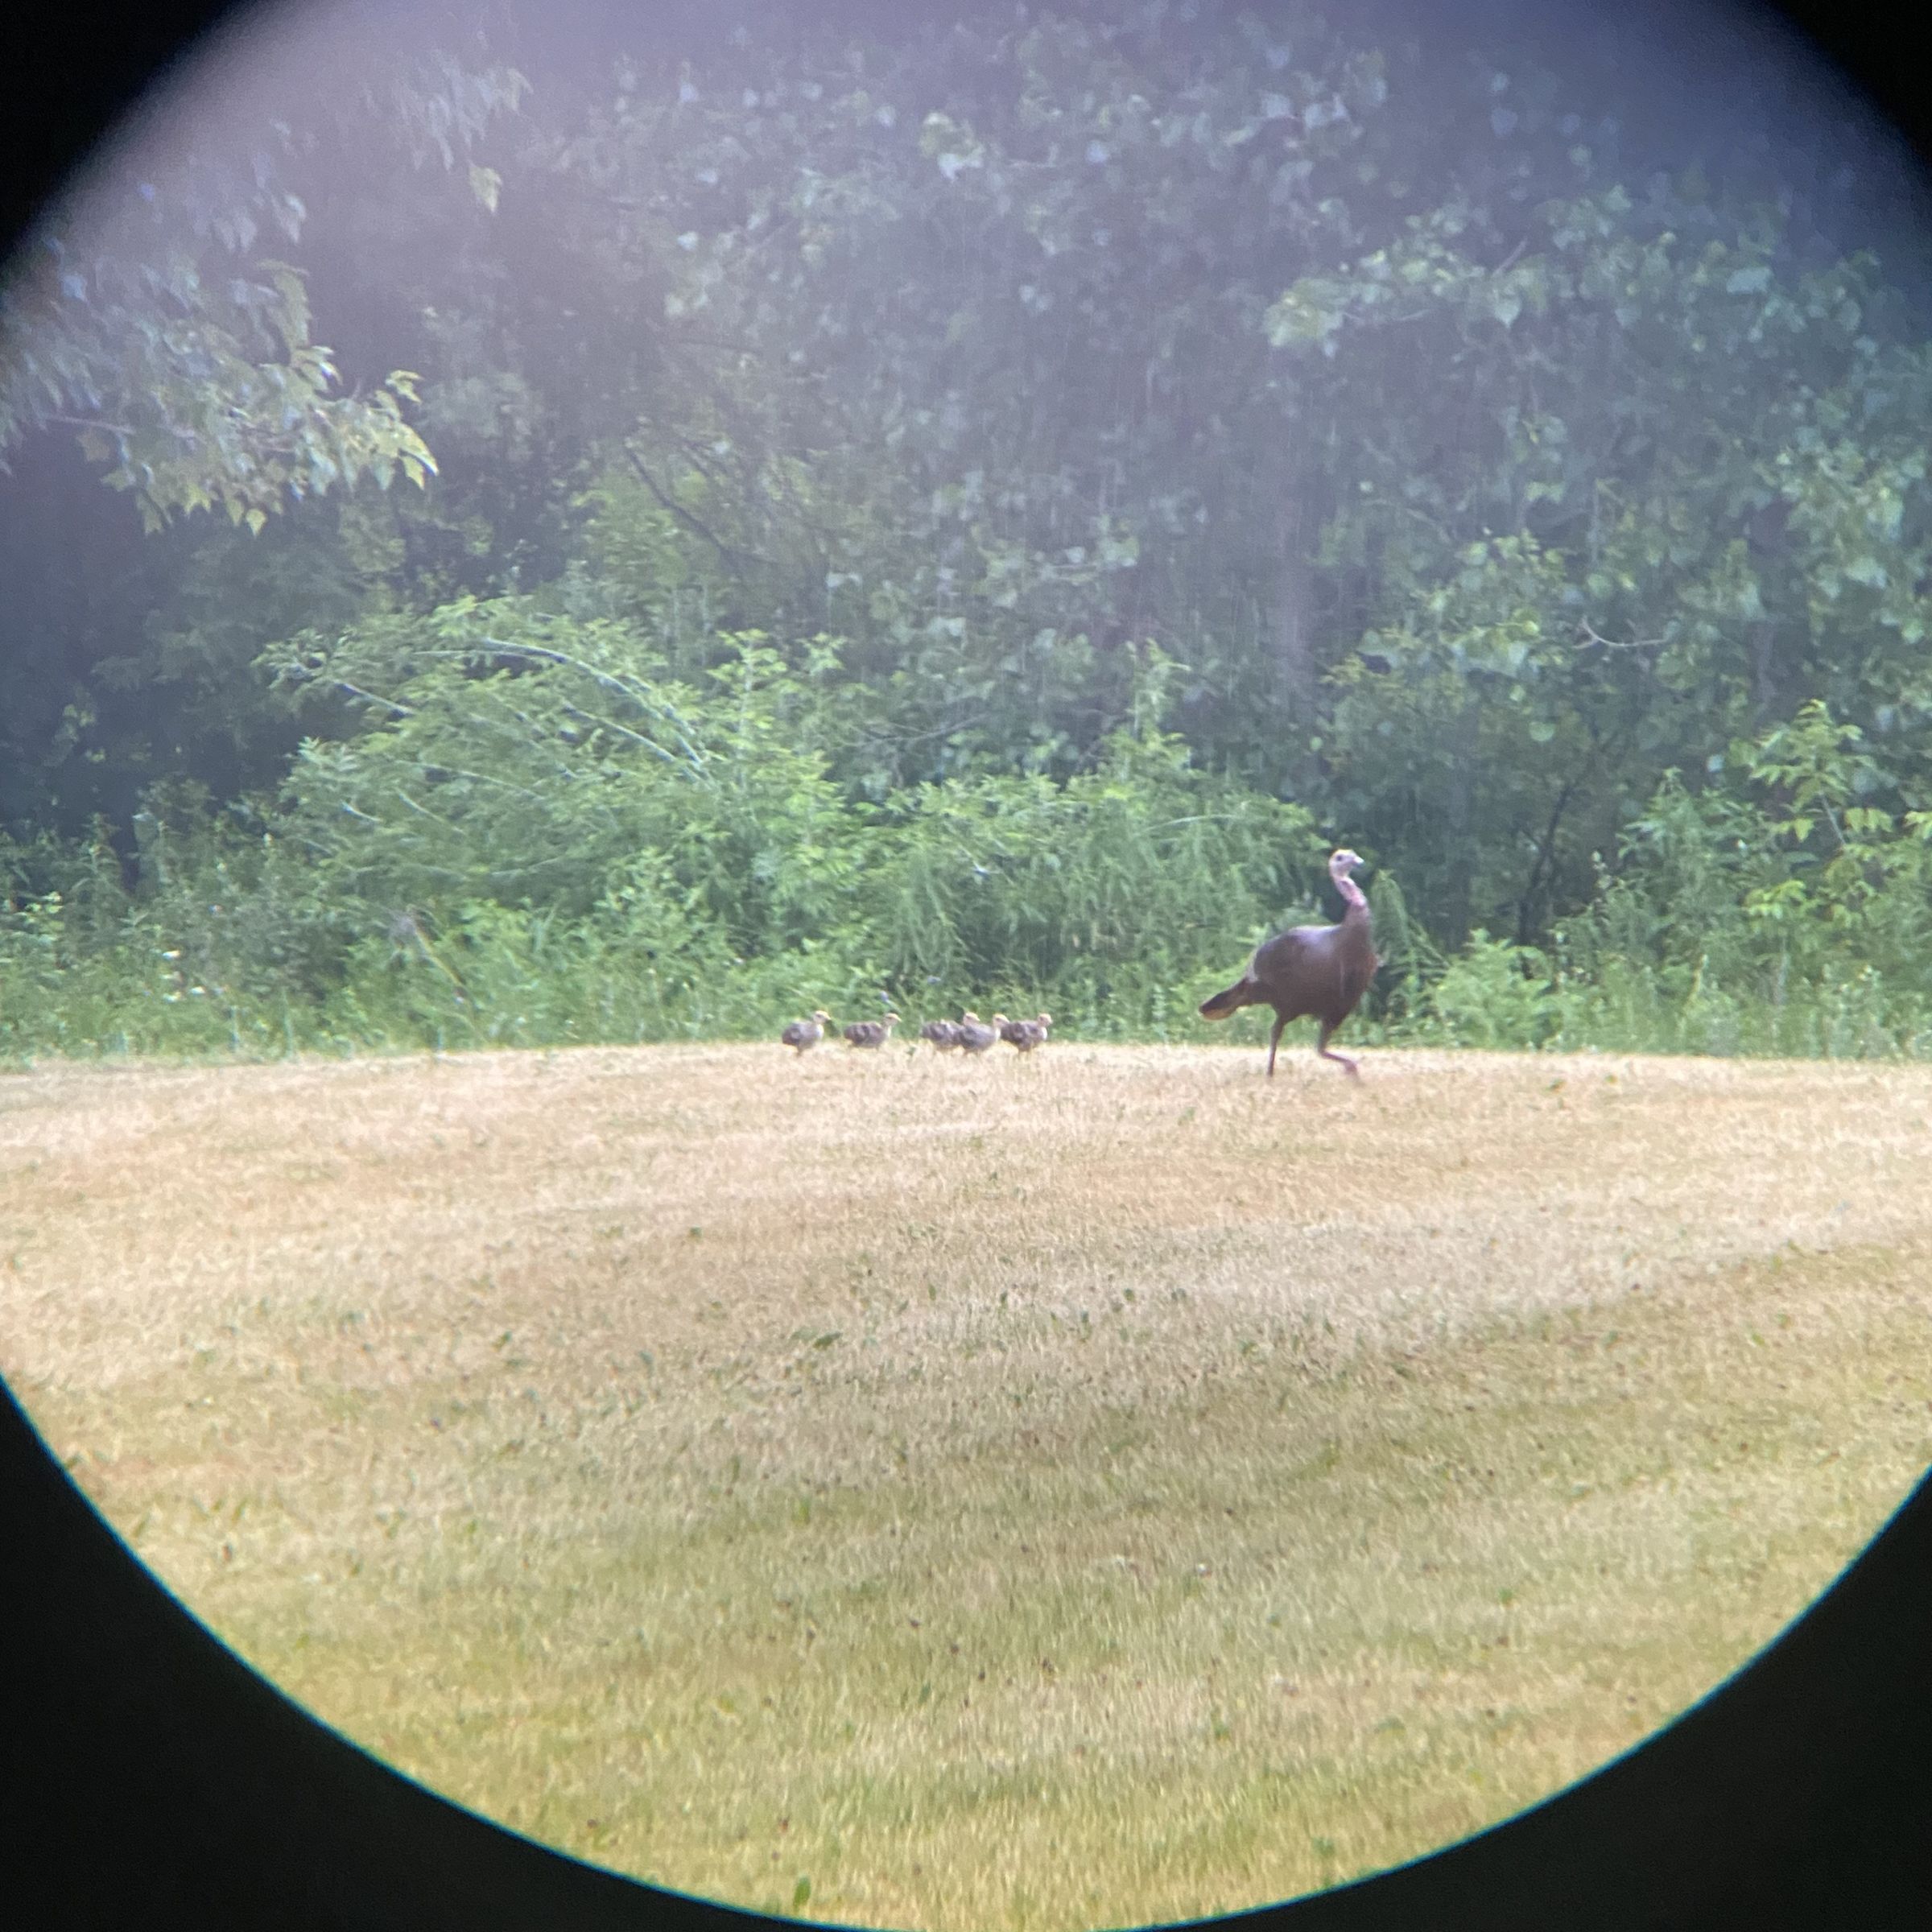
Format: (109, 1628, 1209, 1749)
(957, 1011, 1003, 1055)
(780, 1009, 833, 1054)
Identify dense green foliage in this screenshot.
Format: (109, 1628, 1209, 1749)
(3, 2, 1930, 1059)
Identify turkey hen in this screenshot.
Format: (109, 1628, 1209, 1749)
(1199, 849, 1378, 1078)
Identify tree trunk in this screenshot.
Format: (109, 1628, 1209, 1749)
(1517, 777, 1578, 947)
(1751, 619, 1778, 724)
(1744, 497, 1789, 725)
(1439, 704, 1479, 949)
(1273, 463, 1321, 716)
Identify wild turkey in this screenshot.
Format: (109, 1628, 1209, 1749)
(956, 1011, 1001, 1055)
(1001, 1012, 1053, 1052)
(780, 1009, 832, 1054)
(919, 1019, 961, 1050)
(844, 1012, 901, 1049)
(1199, 849, 1379, 1078)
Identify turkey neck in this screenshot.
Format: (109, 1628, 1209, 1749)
(1332, 874, 1377, 978)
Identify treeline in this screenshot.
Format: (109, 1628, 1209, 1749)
(2, 2, 1930, 1060)
(4, 616, 1926, 1060)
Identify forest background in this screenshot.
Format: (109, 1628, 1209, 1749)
(4, 0, 1932, 1060)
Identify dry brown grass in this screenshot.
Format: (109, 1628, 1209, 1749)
(4, 1042, 1930, 1929)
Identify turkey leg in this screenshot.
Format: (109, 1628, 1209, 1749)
(1315, 1020, 1360, 1079)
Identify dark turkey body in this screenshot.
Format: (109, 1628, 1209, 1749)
(1199, 898, 1378, 1076)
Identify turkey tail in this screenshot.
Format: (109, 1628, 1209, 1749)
(1199, 977, 1255, 1021)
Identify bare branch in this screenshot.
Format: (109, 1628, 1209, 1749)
(475, 634, 712, 773)
(1576, 618, 1667, 652)
(621, 439, 767, 570)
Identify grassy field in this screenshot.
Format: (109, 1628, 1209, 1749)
(4, 1039, 1930, 1929)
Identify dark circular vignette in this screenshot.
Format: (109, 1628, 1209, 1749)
(2, 3, 1930, 1929)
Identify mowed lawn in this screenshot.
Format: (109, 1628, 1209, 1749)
(4, 1041, 1930, 1929)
